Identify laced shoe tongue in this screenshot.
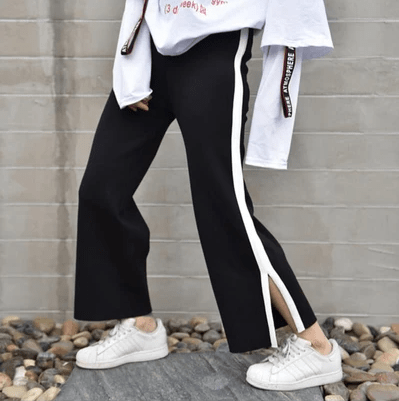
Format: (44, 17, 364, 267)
(121, 317, 136, 328)
(293, 335, 312, 347)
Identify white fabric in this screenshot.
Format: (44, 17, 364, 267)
(245, 45, 303, 169)
(260, 0, 335, 60)
(113, 0, 334, 169)
(113, 3, 153, 109)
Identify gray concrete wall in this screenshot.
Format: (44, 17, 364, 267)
(1, 0, 398, 325)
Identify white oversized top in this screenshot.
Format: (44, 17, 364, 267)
(113, 0, 334, 169)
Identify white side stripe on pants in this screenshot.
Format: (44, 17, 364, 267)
(231, 28, 306, 348)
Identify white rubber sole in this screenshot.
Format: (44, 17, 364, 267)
(76, 344, 169, 370)
(246, 369, 343, 391)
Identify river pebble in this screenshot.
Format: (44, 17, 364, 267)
(366, 383, 399, 401)
(349, 388, 367, 401)
(2, 385, 28, 399)
(325, 395, 345, 401)
(202, 330, 221, 344)
(0, 373, 12, 391)
(378, 337, 399, 352)
(335, 318, 353, 332)
(21, 387, 44, 401)
(323, 380, 350, 400)
(189, 316, 208, 328)
(36, 386, 61, 401)
(194, 323, 211, 333)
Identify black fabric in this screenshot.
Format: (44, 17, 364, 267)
(73, 28, 317, 353)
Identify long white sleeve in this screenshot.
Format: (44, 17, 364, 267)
(245, 45, 303, 169)
(260, 0, 333, 60)
(113, 0, 153, 109)
(244, 0, 333, 170)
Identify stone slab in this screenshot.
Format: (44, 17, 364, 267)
(56, 352, 324, 401)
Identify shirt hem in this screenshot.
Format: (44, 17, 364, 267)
(117, 91, 153, 110)
(244, 158, 288, 170)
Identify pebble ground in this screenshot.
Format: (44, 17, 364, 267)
(0, 315, 398, 401)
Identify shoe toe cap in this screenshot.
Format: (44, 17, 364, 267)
(247, 362, 272, 383)
(76, 346, 98, 364)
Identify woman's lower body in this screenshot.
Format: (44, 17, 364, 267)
(73, 27, 319, 354)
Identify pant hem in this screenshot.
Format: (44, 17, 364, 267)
(73, 307, 153, 322)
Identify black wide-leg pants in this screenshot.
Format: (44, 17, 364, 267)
(73, 27, 318, 353)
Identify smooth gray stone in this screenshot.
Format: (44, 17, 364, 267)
(56, 353, 324, 401)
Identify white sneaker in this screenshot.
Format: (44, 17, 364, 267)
(76, 317, 168, 369)
(246, 333, 343, 391)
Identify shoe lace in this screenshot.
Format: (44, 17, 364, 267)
(93, 320, 132, 349)
(260, 333, 306, 368)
